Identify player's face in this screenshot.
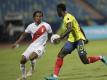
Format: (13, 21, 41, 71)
(34, 13, 43, 24)
(57, 8, 63, 17)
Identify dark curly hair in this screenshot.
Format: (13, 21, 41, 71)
(33, 10, 43, 18)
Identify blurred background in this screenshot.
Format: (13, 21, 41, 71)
(0, 0, 107, 43)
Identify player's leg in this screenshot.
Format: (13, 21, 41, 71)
(28, 45, 45, 76)
(19, 44, 35, 80)
(27, 52, 38, 76)
(30, 59, 36, 73)
(77, 40, 107, 64)
(45, 49, 67, 80)
(46, 41, 76, 80)
(77, 40, 89, 64)
(20, 55, 27, 80)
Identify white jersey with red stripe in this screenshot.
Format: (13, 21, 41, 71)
(25, 22, 52, 45)
(22, 22, 52, 60)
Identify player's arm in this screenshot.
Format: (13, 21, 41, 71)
(51, 22, 72, 44)
(12, 32, 28, 48)
(80, 27, 89, 44)
(60, 22, 72, 39)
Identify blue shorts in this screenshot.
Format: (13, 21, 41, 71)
(61, 40, 84, 54)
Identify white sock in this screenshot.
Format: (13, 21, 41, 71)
(30, 59, 36, 72)
(20, 64, 26, 78)
(100, 56, 103, 59)
(53, 74, 58, 78)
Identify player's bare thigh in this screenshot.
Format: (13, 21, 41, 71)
(29, 52, 38, 60)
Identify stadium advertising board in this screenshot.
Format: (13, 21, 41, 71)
(82, 25, 107, 40)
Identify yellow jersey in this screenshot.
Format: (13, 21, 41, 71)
(58, 13, 86, 42)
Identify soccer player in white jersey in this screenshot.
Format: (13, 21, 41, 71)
(12, 10, 53, 80)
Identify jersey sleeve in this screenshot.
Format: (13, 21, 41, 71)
(64, 14, 74, 27)
(25, 24, 31, 33)
(46, 24, 53, 33)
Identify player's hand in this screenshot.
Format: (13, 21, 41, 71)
(12, 43, 19, 48)
(84, 39, 89, 44)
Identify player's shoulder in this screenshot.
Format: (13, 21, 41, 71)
(41, 22, 51, 27)
(64, 13, 75, 23)
(65, 13, 75, 19)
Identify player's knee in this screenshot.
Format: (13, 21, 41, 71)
(58, 50, 68, 58)
(57, 54, 64, 58)
(20, 56, 27, 64)
(29, 52, 38, 61)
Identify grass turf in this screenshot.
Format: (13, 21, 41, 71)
(0, 40, 107, 80)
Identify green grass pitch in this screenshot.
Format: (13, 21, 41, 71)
(0, 40, 107, 80)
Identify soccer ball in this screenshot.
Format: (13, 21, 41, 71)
(51, 34, 60, 44)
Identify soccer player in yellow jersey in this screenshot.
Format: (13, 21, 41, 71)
(46, 3, 107, 80)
